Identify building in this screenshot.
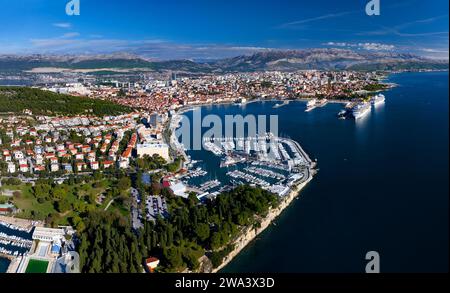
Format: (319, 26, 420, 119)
(32, 227, 65, 242)
(102, 160, 114, 169)
(0, 203, 15, 215)
(118, 159, 129, 169)
(19, 164, 29, 173)
(50, 164, 59, 172)
(7, 162, 16, 173)
(145, 257, 160, 273)
(90, 161, 99, 170)
(136, 143, 170, 161)
(14, 226, 79, 274)
(170, 182, 188, 198)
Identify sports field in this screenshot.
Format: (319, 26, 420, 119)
(25, 259, 49, 273)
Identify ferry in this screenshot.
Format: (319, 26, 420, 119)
(371, 94, 385, 106)
(352, 102, 371, 120)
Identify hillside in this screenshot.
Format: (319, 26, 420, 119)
(211, 49, 449, 72)
(0, 49, 448, 73)
(0, 87, 132, 116)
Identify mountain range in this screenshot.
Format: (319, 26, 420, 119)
(0, 49, 448, 73)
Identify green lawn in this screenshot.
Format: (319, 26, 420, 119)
(14, 185, 55, 220)
(25, 259, 49, 273)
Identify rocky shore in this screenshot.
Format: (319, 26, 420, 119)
(210, 175, 313, 273)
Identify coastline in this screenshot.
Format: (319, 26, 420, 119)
(212, 175, 313, 273)
(211, 141, 314, 273)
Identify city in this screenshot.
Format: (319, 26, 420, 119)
(0, 0, 448, 291)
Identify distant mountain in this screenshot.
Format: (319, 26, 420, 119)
(0, 49, 447, 73)
(210, 49, 449, 72)
(0, 53, 155, 71)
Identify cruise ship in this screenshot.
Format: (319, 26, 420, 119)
(371, 94, 385, 106)
(305, 99, 317, 112)
(352, 102, 371, 119)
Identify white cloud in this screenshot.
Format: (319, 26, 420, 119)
(53, 23, 72, 29)
(277, 11, 354, 29)
(324, 42, 395, 51)
(62, 32, 80, 38)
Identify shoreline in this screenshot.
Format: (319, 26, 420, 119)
(211, 141, 314, 273)
(212, 175, 313, 273)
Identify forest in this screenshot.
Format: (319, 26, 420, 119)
(77, 185, 279, 273)
(0, 87, 131, 116)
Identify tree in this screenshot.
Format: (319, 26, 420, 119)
(55, 198, 71, 213)
(117, 177, 131, 191)
(163, 247, 183, 271)
(194, 223, 210, 242)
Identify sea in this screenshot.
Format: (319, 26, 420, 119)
(0, 257, 10, 273)
(183, 71, 449, 273)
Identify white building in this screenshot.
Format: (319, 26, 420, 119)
(32, 227, 65, 242)
(14, 151, 24, 160)
(118, 159, 129, 169)
(170, 182, 188, 198)
(7, 163, 16, 173)
(50, 164, 59, 172)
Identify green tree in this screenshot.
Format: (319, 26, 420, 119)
(194, 223, 210, 242)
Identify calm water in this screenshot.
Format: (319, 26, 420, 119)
(0, 258, 10, 273)
(187, 71, 448, 273)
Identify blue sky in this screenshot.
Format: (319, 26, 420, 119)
(0, 0, 448, 59)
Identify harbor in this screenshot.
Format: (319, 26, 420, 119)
(0, 220, 35, 272)
(0, 221, 34, 257)
(177, 132, 313, 200)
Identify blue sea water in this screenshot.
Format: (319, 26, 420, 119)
(185, 71, 448, 273)
(0, 257, 10, 273)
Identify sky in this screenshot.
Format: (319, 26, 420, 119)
(0, 0, 448, 60)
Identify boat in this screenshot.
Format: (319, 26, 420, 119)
(352, 102, 371, 119)
(337, 109, 347, 119)
(273, 100, 289, 109)
(371, 94, 385, 106)
(305, 99, 317, 112)
(316, 99, 328, 107)
(220, 156, 245, 168)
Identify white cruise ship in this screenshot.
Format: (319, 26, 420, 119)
(352, 102, 371, 119)
(371, 94, 385, 106)
(305, 99, 317, 112)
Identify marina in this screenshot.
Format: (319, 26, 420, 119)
(0, 221, 34, 260)
(174, 109, 313, 198)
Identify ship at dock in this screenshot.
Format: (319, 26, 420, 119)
(305, 98, 328, 112)
(371, 94, 385, 106)
(351, 102, 371, 119)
